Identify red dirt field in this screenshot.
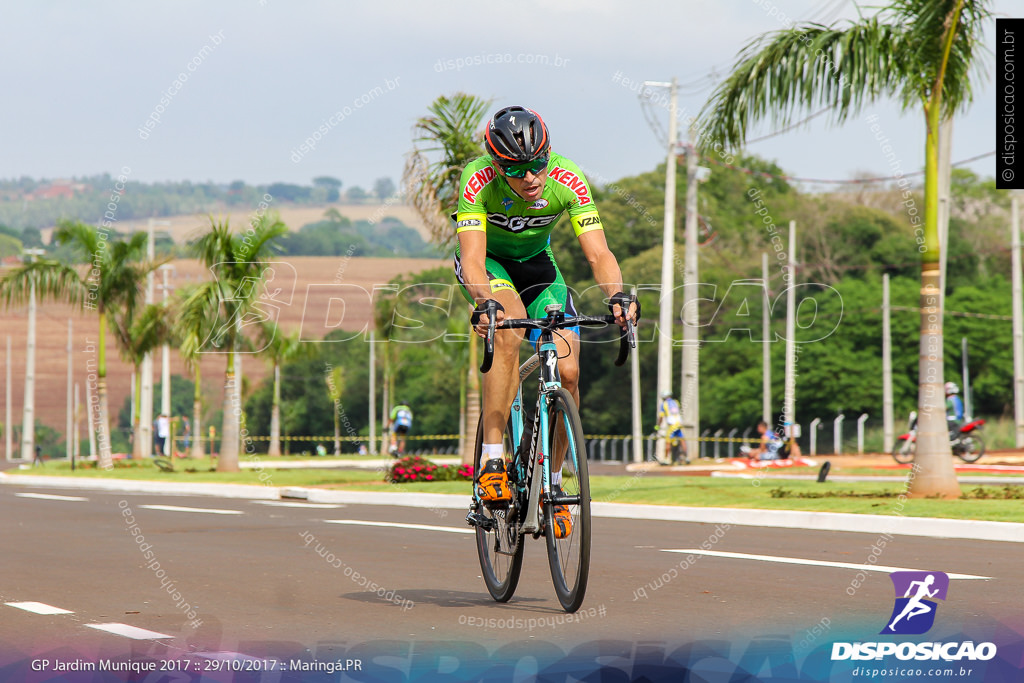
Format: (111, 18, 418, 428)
(0, 256, 446, 455)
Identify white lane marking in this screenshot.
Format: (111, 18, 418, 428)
(324, 519, 474, 535)
(16, 493, 88, 502)
(662, 549, 990, 580)
(139, 504, 243, 515)
(253, 501, 343, 509)
(86, 623, 174, 640)
(5, 601, 74, 615)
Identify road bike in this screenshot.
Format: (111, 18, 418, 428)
(466, 302, 634, 612)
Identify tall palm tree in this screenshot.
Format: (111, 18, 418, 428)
(257, 324, 311, 457)
(0, 222, 157, 469)
(403, 93, 491, 463)
(403, 92, 492, 246)
(174, 283, 218, 459)
(180, 215, 287, 472)
(112, 303, 172, 459)
(698, 0, 989, 498)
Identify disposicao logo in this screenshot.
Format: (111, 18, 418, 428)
(882, 571, 949, 635)
(831, 570, 997, 662)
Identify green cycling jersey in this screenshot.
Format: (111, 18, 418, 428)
(455, 152, 604, 261)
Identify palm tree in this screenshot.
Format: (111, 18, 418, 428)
(698, 0, 989, 498)
(174, 283, 216, 459)
(403, 93, 491, 463)
(257, 324, 310, 457)
(180, 215, 287, 472)
(0, 222, 157, 469)
(112, 303, 172, 458)
(403, 92, 492, 246)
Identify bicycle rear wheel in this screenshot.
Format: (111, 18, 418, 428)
(472, 416, 525, 603)
(543, 388, 591, 612)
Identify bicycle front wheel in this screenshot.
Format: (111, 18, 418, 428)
(543, 388, 591, 612)
(892, 438, 916, 464)
(473, 415, 524, 603)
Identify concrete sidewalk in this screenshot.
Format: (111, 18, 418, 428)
(2, 469, 1021, 544)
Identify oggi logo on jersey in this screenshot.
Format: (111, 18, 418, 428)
(487, 212, 562, 233)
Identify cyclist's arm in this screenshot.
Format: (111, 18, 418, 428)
(577, 229, 636, 324)
(457, 230, 506, 336)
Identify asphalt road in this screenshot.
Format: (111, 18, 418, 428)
(1, 484, 1022, 681)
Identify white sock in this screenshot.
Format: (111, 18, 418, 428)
(551, 471, 562, 487)
(480, 443, 503, 468)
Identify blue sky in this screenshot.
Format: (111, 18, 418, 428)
(1, 0, 1013, 192)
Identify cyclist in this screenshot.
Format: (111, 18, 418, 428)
(389, 400, 413, 456)
(742, 420, 782, 461)
(455, 106, 639, 537)
(655, 391, 688, 464)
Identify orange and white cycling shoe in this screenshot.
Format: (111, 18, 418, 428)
(551, 504, 573, 539)
(477, 459, 511, 503)
(549, 483, 573, 538)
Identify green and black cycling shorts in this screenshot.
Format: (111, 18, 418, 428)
(454, 244, 578, 340)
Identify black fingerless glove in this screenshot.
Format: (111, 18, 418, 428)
(609, 291, 640, 320)
(471, 299, 505, 325)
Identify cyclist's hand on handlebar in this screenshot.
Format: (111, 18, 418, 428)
(608, 291, 640, 329)
(470, 299, 505, 338)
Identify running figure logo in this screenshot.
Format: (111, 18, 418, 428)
(881, 571, 949, 635)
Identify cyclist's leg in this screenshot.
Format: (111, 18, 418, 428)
(482, 287, 527, 446)
(455, 252, 526, 496)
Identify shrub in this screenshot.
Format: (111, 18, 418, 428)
(385, 456, 473, 484)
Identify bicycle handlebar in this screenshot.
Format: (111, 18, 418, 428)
(479, 312, 636, 373)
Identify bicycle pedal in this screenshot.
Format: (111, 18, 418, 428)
(465, 510, 495, 531)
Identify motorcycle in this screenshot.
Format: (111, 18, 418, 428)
(892, 410, 985, 464)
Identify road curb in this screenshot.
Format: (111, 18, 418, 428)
(3, 473, 1022, 543)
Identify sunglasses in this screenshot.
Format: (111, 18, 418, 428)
(500, 156, 549, 178)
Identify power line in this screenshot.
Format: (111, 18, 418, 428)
(699, 150, 996, 185)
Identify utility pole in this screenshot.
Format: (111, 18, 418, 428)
(86, 374, 96, 458)
(762, 253, 771, 425)
(142, 219, 170, 456)
(5, 336, 11, 461)
(159, 265, 175, 418)
(643, 77, 678, 460)
(21, 247, 45, 461)
(680, 125, 701, 459)
(67, 318, 73, 460)
(783, 222, 797, 437)
(882, 273, 894, 454)
(1012, 195, 1024, 447)
(369, 329, 377, 454)
(631, 285, 643, 462)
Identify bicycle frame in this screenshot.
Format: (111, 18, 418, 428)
(517, 331, 564, 535)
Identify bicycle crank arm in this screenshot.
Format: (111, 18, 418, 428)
(546, 494, 581, 506)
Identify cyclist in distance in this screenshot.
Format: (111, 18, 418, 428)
(454, 105, 639, 520)
(656, 391, 688, 465)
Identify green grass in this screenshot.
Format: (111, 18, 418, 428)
(9, 458, 1024, 523)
